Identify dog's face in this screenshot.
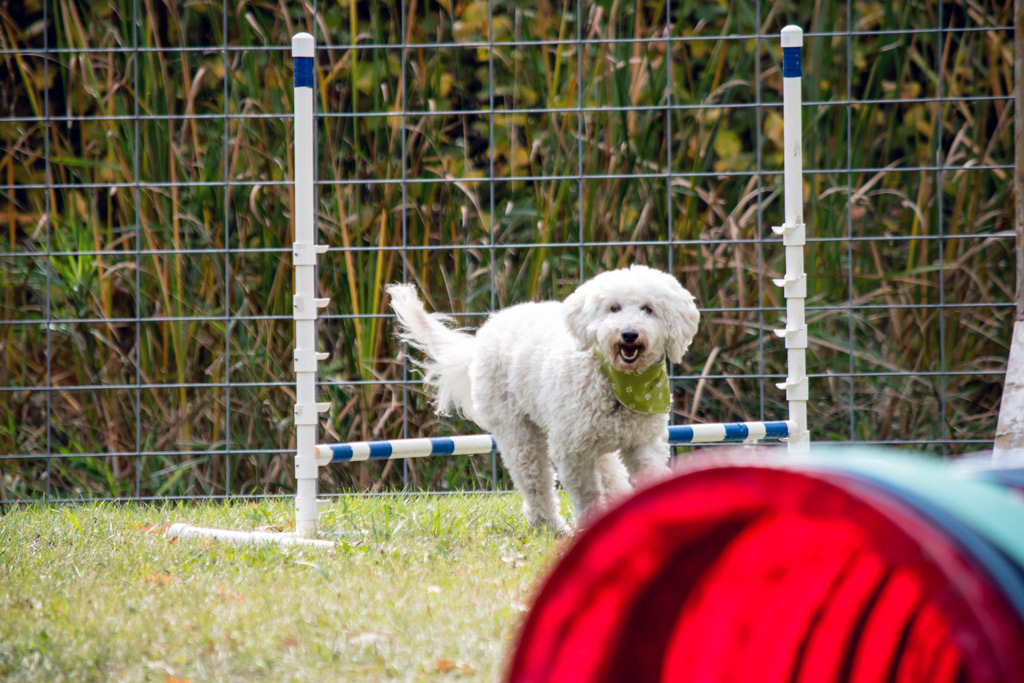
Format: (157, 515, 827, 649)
(563, 265, 700, 371)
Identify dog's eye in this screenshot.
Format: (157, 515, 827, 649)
(642, 304, 653, 315)
(610, 303, 621, 313)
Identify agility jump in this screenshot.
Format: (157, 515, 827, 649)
(289, 26, 809, 536)
(169, 27, 808, 544)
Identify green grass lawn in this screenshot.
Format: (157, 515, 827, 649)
(0, 494, 564, 681)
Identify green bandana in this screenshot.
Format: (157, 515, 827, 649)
(593, 347, 671, 414)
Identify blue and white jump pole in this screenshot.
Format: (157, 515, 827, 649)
(773, 26, 810, 456)
(314, 422, 796, 464)
(164, 33, 334, 547)
(291, 32, 330, 537)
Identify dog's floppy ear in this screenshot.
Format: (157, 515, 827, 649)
(563, 283, 597, 349)
(661, 282, 701, 364)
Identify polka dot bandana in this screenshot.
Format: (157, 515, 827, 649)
(593, 347, 671, 414)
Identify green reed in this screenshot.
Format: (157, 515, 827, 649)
(0, 0, 1015, 502)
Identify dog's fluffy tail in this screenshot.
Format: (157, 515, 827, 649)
(386, 283, 478, 421)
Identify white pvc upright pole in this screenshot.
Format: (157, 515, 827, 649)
(292, 33, 329, 536)
(773, 26, 810, 456)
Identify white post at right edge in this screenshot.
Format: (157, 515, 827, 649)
(773, 26, 810, 456)
(292, 32, 330, 536)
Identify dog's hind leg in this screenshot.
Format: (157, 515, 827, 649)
(493, 420, 567, 533)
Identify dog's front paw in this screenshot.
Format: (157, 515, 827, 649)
(632, 461, 673, 489)
(554, 521, 576, 539)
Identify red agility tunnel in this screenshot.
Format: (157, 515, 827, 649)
(508, 452, 1024, 683)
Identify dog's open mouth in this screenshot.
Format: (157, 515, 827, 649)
(618, 343, 643, 365)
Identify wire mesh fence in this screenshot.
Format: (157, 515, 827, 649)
(0, 0, 1016, 504)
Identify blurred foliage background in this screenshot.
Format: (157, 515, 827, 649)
(0, 0, 1016, 501)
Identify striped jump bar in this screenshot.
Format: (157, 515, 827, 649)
(667, 420, 793, 444)
(318, 434, 498, 464)
(317, 420, 794, 464)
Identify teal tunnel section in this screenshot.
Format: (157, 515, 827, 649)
(509, 450, 1024, 683)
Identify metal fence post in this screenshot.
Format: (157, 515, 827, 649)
(993, 0, 1024, 461)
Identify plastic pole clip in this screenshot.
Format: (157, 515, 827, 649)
(775, 376, 809, 401)
(293, 242, 329, 266)
(293, 293, 330, 320)
(772, 273, 807, 298)
(773, 326, 808, 349)
(294, 453, 320, 476)
(771, 222, 806, 247)
(294, 349, 330, 373)
(294, 401, 331, 425)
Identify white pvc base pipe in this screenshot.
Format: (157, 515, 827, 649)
(165, 523, 335, 548)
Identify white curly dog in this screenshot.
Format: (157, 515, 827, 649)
(387, 265, 700, 532)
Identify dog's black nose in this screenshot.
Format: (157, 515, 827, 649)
(621, 328, 639, 344)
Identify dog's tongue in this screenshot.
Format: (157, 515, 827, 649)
(621, 344, 641, 362)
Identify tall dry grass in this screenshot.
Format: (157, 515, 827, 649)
(0, 0, 1016, 500)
